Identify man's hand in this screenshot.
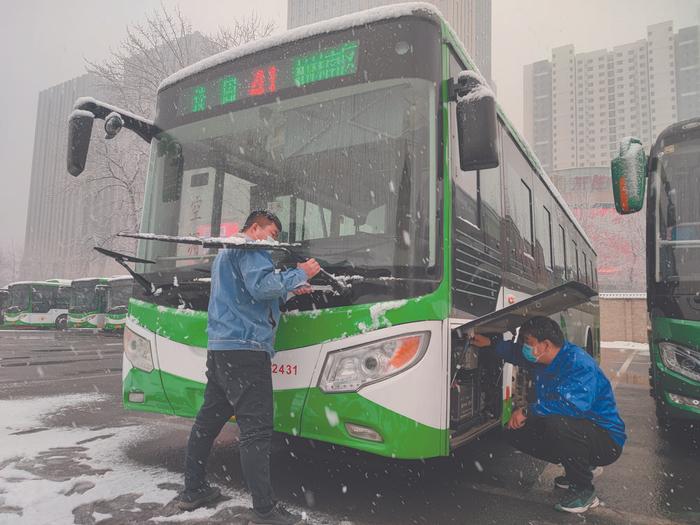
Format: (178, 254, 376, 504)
(292, 285, 313, 295)
(297, 258, 321, 279)
(471, 334, 492, 348)
(507, 408, 527, 430)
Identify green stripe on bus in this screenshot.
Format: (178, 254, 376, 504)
(124, 367, 447, 459)
(129, 284, 449, 351)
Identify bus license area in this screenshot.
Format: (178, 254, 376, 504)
(272, 363, 298, 376)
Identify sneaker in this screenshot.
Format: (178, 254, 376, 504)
(554, 466, 604, 489)
(554, 488, 600, 514)
(176, 483, 221, 511)
(248, 502, 305, 525)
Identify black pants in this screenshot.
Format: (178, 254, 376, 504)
(507, 415, 622, 491)
(184, 350, 274, 511)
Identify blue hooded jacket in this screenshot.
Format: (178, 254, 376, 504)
(207, 247, 307, 355)
(496, 339, 627, 447)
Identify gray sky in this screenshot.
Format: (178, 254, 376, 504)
(0, 0, 698, 253)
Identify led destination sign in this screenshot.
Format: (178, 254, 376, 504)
(177, 40, 359, 116)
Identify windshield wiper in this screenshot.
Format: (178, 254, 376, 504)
(119, 232, 352, 296)
(93, 246, 160, 295)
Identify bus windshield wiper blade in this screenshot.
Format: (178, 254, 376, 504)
(93, 246, 159, 295)
(120, 232, 353, 296)
(118, 232, 299, 253)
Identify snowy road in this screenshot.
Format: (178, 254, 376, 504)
(0, 332, 698, 524)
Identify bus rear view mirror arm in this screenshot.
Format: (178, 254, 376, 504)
(451, 70, 499, 171)
(67, 97, 161, 177)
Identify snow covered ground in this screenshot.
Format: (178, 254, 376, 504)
(601, 340, 649, 352)
(0, 394, 333, 524)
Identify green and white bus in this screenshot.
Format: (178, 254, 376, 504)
(611, 118, 700, 426)
(3, 279, 71, 329)
(0, 288, 9, 325)
(67, 4, 598, 459)
(97, 276, 134, 332)
(68, 277, 109, 329)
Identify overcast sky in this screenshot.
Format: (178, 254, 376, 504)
(1, 0, 698, 254)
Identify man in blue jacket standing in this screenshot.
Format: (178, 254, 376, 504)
(472, 316, 626, 514)
(177, 210, 320, 525)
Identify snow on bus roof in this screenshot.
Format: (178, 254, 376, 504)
(8, 280, 70, 286)
(158, 2, 443, 92)
(107, 275, 133, 282)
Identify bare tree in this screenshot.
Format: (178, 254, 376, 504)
(73, 6, 275, 268)
(207, 13, 276, 54)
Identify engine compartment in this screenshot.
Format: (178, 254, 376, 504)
(449, 331, 503, 437)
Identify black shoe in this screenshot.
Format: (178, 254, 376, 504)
(248, 502, 305, 525)
(176, 483, 221, 511)
(554, 466, 603, 490)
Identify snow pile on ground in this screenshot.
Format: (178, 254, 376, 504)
(601, 341, 649, 351)
(0, 394, 332, 524)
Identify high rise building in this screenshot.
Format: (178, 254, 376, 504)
(21, 74, 123, 281)
(287, 0, 492, 83)
(21, 33, 214, 281)
(524, 21, 700, 173)
(676, 25, 700, 120)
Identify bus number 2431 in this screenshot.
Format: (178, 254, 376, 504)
(272, 364, 298, 376)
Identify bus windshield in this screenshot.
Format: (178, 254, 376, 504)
(70, 282, 99, 312)
(654, 135, 700, 284)
(140, 78, 437, 280)
(108, 283, 132, 310)
(9, 284, 30, 310)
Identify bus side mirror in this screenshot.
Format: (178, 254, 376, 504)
(611, 137, 647, 214)
(67, 110, 95, 177)
(455, 71, 499, 171)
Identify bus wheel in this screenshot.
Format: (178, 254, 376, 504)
(655, 399, 681, 435)
(55, 314, 68, 330)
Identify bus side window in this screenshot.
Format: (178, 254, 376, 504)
(31, 286, 50, 313)
(542, 206, 553, 270)
(559, 225, 567, 280)
(520, 180, 534, 256)
(568, 233, 576, 280)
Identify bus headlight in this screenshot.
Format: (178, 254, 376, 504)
(659, 342, 700, 382)
(124, 327, 154, 373)
(319, 332, 430, 393)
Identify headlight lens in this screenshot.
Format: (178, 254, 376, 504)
(319, 332, 430, 393)
(658, 341, 700, 382)
(123, 327, 154, 372)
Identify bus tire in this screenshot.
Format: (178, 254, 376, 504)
(655, 398, 680, 434)
(55, 314, 68, 330)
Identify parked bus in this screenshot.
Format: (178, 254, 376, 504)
(0, 288, 9, 325)
(68, 277, 109, 329)
(67, 4, 598, 459)
(3, 279, 71, 329)
(611, 118, 700, 427)
(97, 276, 134, 332)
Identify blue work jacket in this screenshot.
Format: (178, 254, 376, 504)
(207, 247, 307, 355)
(495, 339, 627, 447)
